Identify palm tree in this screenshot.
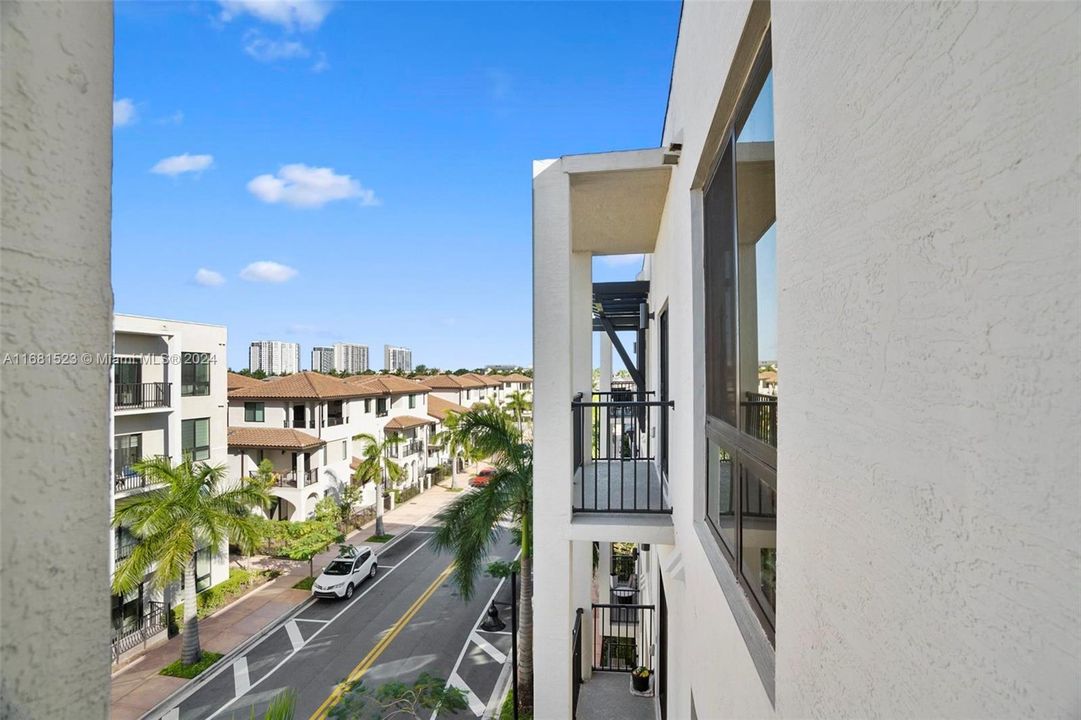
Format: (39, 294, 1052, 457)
(433, 410, 476, 490)
(352, 432, 404, 537)
(112, 456, 270, 666)
(430, 405, 533, 714)
(505, 390, 532, 434)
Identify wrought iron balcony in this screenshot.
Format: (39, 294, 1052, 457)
(571, 391, 673, 513)
(741, 391, 777, 447)
(303, 468, 319, 486)
(250, 470, 297, 488)
(111, 601, 167, 663)
(114, 382, 170, 410)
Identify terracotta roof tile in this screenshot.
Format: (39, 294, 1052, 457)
(462, 373, 504, 388)
(345, 375, 430, 396)
(227, 426, 325, 450)
(227, 371, 369, 399)
(418, 374, 485, 389)
(427, 396, 468, 421)
(228, 372, 266, 390)
(500, 373, 533, 383)
(383, 414, 434, 430)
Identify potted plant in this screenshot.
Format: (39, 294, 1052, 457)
(631, 666, 651, 692)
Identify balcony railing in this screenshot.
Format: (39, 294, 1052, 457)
(388, 440, 424, 458)
(250, 470, 297, 488)
(115, 540, 137, 569)
(111, 601, 167, 663)
(114, 382, 170, 410)
(591, 603, 655, 672)
(324, 416, 346, 427)
(742, 392, 777, 447)
(303, 468, 319, 486)
(572, 392, 672, 513)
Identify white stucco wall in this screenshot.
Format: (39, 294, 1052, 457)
(1, 1, 114, 717)
(770, 3, 1081, 717)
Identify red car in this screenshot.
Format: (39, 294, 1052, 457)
(470, 468, 496, 487)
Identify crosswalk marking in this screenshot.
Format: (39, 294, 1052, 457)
(469, 632, 507, 664)
(232, 656, 250, 697)
(449, 672, 487, 717)
(285, 620, 305, 651)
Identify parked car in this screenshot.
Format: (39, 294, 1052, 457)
(312, 545, 377, 600)
(470, 467, 496, 487)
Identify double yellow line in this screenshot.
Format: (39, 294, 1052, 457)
(308, 561, 456, 720)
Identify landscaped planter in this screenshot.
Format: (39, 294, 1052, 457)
(631, 667, 651, 693)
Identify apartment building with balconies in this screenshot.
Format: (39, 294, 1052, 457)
(345, 374, 435, 490)
(532, 3, 1079, 719)
(419, 373, 489, 408)
(110, 314, 230, 662)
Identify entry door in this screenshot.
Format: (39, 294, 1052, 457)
(659, 308, 670, 476)
(659, 574, 668, 719)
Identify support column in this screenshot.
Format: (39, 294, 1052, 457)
(571, 540, 594, 681)
(532, 158, 574, 719)
(165, 334, 181, 462)
(295, 452, 307, 518)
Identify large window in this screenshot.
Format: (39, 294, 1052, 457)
(408, 394, 416, 409)
(114, 433, 142, 477)
(702, 34, 776, 642)
(244, 402, 265, 422)
(181, 353, 210, 396)
(376, 398, 388, 417)
(182, 417, 210, 461)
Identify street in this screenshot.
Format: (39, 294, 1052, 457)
(151, 523, 517, 720)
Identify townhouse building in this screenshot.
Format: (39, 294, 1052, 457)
(532, 3, 1079, 719)
(345, 374, 435, 490)
(110, 315, 230, 662)
(425, 395, 470, 472)
(498, 372, 533, 401)
(419, 373, 488, 408)
(460, 372, 506, 406)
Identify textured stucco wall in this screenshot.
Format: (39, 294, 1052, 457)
(771, 3, 1081, 717)
(1, 1, 114, 718)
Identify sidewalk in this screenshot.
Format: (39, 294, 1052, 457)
(109, 481, 465, 720)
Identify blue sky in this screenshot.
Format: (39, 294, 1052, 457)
(112, 0, 682, 371)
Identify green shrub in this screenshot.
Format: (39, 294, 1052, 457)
(172, 568, 274, 627)
(398, 486, 421, 504)
(160, 651, 223, 679)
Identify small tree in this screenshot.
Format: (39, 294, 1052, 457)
(433, 411, 478, 490)
(283, 529, 339, 580)
(329, 673, 467, 720)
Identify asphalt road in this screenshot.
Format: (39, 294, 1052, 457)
(151, 523, 517, 720)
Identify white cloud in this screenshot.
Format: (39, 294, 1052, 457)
(247, 164, 378, 209)
(193, 268, 226, 286)
(240, 261, 298, 283)
(311, 51, 330, 73)
(597, 254, 645, 267)
(156, 110, 185, 125)
(244, 30, 309, 62)
(114, 98, 137, 127)
(218, 0, 332, 31)
(151, 153, 214, 176)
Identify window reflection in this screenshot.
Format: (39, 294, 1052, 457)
(706, 439, 736, 557)
(740, 464, 776, 625)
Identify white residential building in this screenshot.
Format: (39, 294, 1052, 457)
(110, 315, 230, 663)
(226, 372, 437, 522)
(249, 340, 300, 375)
(532, 4, 1079, 720)
(384, 344, 413, 373)
(334, 343, 369, 373)
(311, 346, 334, 373)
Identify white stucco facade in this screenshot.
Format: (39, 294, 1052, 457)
(533, 3, 1080, 719)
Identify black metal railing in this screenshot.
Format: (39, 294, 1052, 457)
(115, 540, 138, 569)
(114, 382, 170, 410)
(250, 470, 297, 488)
(111, 601, 167, 662)
(303, 468, 319, 486)
(325, 416, 346, 427)
(742, 392, 777, 447)
(572, 608, 584, 718)
(591, 603, 654, 672)
(388, 440, 424, 458)
(572, 392, 672, 513)
(115, 471, 153, 494)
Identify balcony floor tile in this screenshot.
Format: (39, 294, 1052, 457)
(577, 671, 655, 720)
(573, 460, 667, 512)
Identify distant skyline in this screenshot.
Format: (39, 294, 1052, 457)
(111, 1, 682, 370)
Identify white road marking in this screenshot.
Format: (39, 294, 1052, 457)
(160, 708, 179, 720)
(293, 618, 329, 624)
(232, 656, 250, 697)
(284, 621, 305, 652)
(449, 672, 486, 717)
(470, 631, 507, 664)
(476, 629, 512, 636)
(205, 534, 438, 720)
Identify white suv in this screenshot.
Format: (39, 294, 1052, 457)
(312, 546, 377, 600)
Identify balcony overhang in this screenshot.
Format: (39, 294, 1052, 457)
(566, 148, 672, 255)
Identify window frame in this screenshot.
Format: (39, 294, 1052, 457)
(701, 31, 777, 644)
(181, 417, 211, 461)
(181, 353, 211, 397)
(244, 402, 265, 423)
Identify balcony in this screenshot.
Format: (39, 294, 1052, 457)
(573, 603, 657, 720)
(303, 468, 319, 486)
(324, 416, 346, 427)
(114, 382, 170, 410)
(114, 470, 159, 494)
(250, 470, 298, 488)
(742, 391, 777, 447)
(572, 392, 671, 513)
(111, 601, 167, 664)
(388, 439, 424, 458)
(115, 540, 137, 570)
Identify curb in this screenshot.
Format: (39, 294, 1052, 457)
(483, 656, 514, 720)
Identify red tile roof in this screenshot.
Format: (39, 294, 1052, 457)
(228, 372, 266, 390)
(227, 371, 372, 399)
(227, 426, 325, 450)
(427, 396, 468, 421)
(383, 414, 434, 430)
(344, 375, 430, 395)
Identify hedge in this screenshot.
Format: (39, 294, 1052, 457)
(172, 568, 276, 628)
